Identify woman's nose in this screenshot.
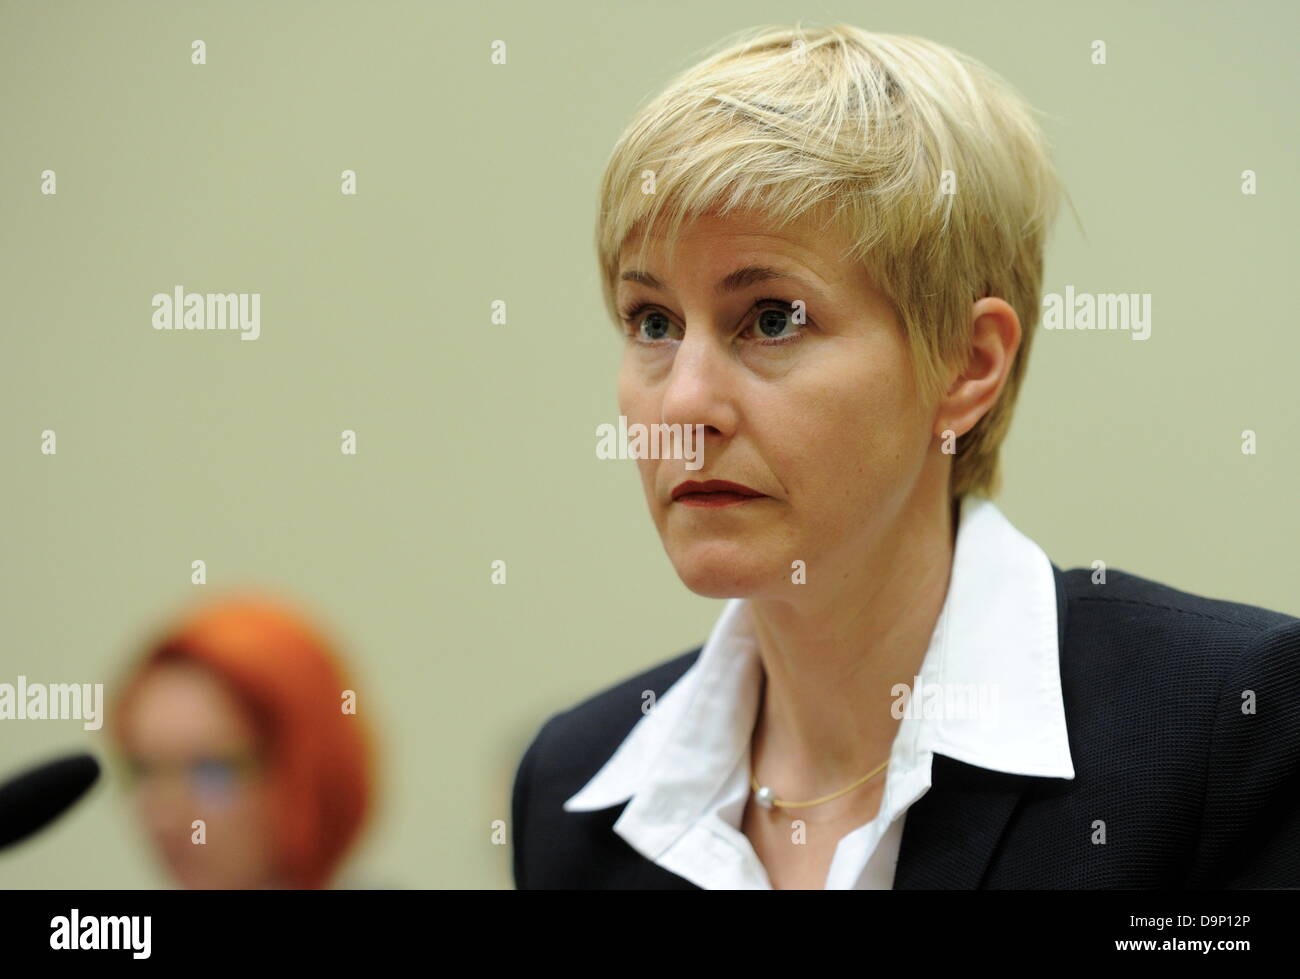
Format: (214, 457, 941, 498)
(658, 329, 736, 437)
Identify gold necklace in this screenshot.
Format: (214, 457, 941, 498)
(750, 756, 890, 810)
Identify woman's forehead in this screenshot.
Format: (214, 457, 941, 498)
(619, 215, 850, 280)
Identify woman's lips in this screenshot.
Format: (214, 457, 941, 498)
(675, 491, 764, 508)
(670, 479, 767, 507)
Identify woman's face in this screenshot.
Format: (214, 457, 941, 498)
(120, 662, 279, 889)
(616, 208, 944, 599)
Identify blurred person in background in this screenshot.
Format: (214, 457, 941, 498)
(110, 597, 375, 889)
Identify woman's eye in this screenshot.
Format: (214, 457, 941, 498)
(639, 310, 677, 341)
(744, 301, 804, 344)
(750, 304, 795, 340)
(621, 307, 683, 343)
(619, 300, 803, 345)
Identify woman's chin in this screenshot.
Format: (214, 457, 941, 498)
(669, 548, 778, 599)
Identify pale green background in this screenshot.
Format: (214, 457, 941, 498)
(1, 0, 1296, 889)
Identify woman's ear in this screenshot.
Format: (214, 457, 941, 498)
(933, 297, 1022, 439)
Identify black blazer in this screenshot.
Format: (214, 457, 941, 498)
(511, 566, 1300, 888)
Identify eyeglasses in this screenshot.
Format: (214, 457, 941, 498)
(121, 751, 262, 804)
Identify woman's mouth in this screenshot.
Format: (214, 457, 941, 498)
(670, 479, 767, 507)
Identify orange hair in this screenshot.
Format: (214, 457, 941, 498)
(112, 597, 375, 889)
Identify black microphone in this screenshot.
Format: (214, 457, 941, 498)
(0, 753, 101, 852)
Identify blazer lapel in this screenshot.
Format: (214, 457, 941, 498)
(893, 562, 1072, 888)
(892, 754, 1035, 887)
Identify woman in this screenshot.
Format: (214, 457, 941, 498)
(111, 597, 375, 889)
(511, 24, 1300, 889)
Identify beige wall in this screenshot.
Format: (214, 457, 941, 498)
(2, 0, 1296, 888)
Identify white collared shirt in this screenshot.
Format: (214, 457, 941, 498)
(563, 494, 1075, 889)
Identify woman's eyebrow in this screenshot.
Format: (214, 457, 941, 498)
(619, 264, 824, 297)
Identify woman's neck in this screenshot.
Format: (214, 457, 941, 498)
(746, 491, 958, 804)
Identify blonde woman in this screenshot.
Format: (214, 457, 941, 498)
(511, 24, 1300, 890)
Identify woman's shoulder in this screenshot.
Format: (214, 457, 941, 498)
(1052, 566, 1300, 885)
(1056, 563, 1298, 644)
(568, 645, 702, 717)
(1054, 563, 1300, 724)
(525, 645, 701, 769)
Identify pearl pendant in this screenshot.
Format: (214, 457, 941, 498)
(755, 785, 776, 809)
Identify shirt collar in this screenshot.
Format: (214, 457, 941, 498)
(563, 495, 1074, 827)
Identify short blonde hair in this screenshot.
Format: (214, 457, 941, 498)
(595, 23, 1069, 500)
